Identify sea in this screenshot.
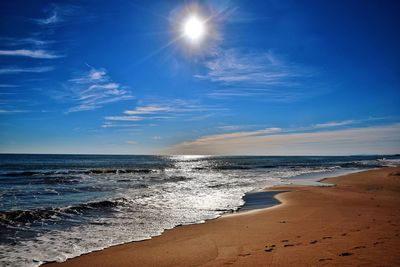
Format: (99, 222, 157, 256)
(0, 154, 399, 266)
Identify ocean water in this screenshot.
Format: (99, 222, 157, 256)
(0, 154, 399, 266)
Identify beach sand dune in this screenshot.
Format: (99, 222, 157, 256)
(46, 167, 400, 266)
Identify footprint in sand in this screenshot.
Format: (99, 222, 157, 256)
(338, 252, 353, 256)
(319, 258, 333, 262)
(341, 233, 347, 236)
(281, 240, 289, 243)
(238, 253, 251, 257)
(352, 246, 366, 250)
(322, 236, 332, 240)
(283, 244, 295, 247)
(309, 240, 318, 244)
(264, 244, 275, 252)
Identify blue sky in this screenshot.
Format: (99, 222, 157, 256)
(0, 0, 399, 155)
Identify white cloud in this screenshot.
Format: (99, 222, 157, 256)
(89, 68, 107, 81)
(183, 128, 281, 144)
(123, 100, 217, 116)
(0, 109, 28, 114)
(197, 50, 290, 84)
(152, 136, 161, 140)
(67, 67, 133, 113)
(105, 115, 175, 121)
(165, 123, 400, 155)
(0, 66, 54, 74)
(0, 84, 19, 88)
(37, 12, 59, 25)
(124, 105, 172, 115)
(197, 49, 317, 101)
(126, 141, 137, 145)
(101, 122, 139, 128)
(0, 37, 53, 47)
(36, 5, 79, 26)
(0, 49, 62, 59)
(217, 125, 244, 131)
(312, 117, 391, 129)
(105, 99, 226, 125)
(105, 116, 145, 121)
(314, 120, 355, 128)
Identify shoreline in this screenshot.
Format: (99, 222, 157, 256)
(45, 167, 400, 266)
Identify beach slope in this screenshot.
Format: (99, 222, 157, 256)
(46, 167, 400, 266)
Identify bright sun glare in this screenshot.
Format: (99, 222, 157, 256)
(183, 15, 206, 42)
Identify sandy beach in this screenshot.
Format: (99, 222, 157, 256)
(45, 167, 400, 266)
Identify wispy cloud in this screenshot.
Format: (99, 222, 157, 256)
(104, 99, 226, 125)
(312, 117, 391, 129)
(101, 122, 139, 128)
(314, 120, 355, 128)
(126, 141, 137, 145)
(37, 12, 59, 25)
(0, 37, 53, 47)
(66, 66, 133, 113)
(105, 115, 175, 121)
(0, 66, 54, 74)
(0, 84, 19, 88)
(181, 127, 281, 144)
(123, 100, 223, 115)
(0, 109, 28, 114)
(105, 116, 145, 122)
(0, 49, 62, 59)
(196, 49, 318, 101)
(36, 5, 79, 26)
(165, 123, 400, 155)
(70, 67, 107, 83)
(217, 125, 245, 131)
(124, 105, 172, 115)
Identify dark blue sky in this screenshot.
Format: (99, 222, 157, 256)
(0, 0, 399, 155)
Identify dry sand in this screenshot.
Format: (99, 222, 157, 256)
(46, 167, 400, 266)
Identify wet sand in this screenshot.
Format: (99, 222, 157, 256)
(45, 167, 400, 266)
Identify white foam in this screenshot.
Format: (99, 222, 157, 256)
(0, 159, 381, 267)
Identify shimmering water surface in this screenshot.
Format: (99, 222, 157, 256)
(0, 154, 399, 266)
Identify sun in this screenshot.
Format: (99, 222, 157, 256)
(183, 15, 206, 42)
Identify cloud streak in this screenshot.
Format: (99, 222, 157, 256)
(36, 4, 79, 26)
(67, 66, 133, 113)
(0, 49, 62, 59)
(124, 105, 172, 115)
(0, 37, 54, 47)
(188, 128, 281, 144)
(165, 123, 400, 155)
(0, 66, 54, 74)
(37, 12, 59, 25)
(0, 84, 19, 88)
(314, 120, 355, 128)
(0, 109, 28, 114)
(197, 49, 318, 101)
(104, 100, 226, 126)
